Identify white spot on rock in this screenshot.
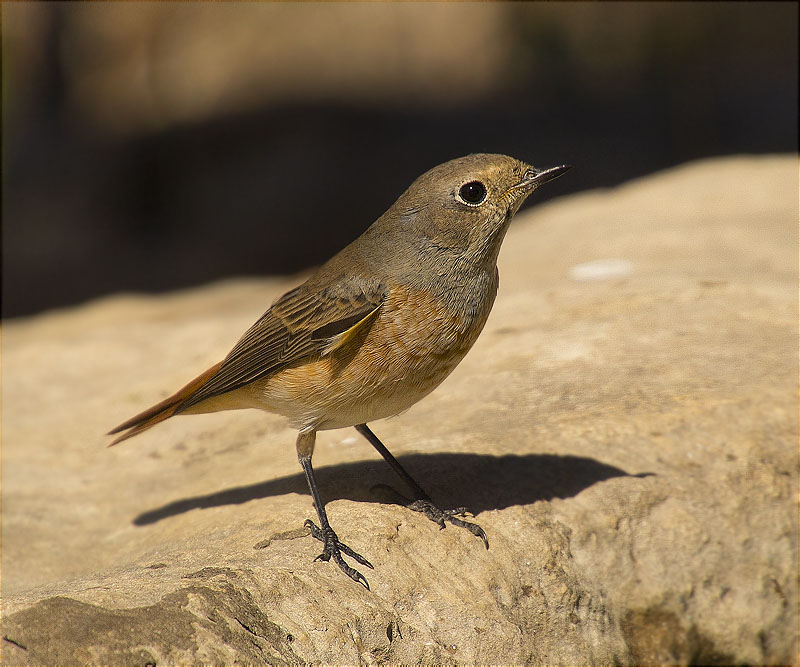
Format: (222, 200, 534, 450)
(569, 259, 633, 282)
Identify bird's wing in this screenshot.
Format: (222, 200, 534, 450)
(178, 279, 385, 411)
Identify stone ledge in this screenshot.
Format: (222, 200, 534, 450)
(2, 156, 797, 665)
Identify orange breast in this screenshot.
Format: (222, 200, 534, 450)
(250, 280, 496, 430)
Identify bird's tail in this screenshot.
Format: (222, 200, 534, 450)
(107, 361, 223, 446)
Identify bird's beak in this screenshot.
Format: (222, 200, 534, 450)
(521, 164, 573, 190)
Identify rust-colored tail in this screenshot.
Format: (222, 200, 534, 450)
(107, 362, 223, 446)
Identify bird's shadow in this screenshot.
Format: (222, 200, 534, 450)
(133, 452, 653, 526)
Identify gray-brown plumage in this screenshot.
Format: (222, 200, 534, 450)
(109, 153, 571, 588)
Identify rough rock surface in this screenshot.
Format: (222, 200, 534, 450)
(2, 156, 797, 666)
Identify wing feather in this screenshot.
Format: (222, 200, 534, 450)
(179, 280, 385, 410)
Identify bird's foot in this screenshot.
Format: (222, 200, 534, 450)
(370, 483, 489, 549)
(407, 498, 490, 549)
(304, 519, 374, 589)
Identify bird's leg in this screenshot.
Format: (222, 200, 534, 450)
(296, 428, 373, 589)
(355, 423, 489, 549)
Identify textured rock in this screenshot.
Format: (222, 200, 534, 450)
(2, 156, 797, 665)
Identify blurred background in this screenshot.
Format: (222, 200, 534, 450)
(3, 2, 797, 318)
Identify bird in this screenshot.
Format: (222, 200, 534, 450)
(109, 153, 571, 589)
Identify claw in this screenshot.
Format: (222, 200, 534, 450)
(407, 499, 489, 549)
(336, 541, 374, 568)
(370, 482, 490, 548)
(304, 519, 373, 589)
(446, 514, 490, 549)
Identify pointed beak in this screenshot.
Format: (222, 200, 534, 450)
(521, 164, 573, 189)
(504, 163, 572, 216)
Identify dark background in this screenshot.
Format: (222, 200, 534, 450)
(3, 2, 797, 318)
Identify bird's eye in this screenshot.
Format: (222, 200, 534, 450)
(457, 181, 488, 206)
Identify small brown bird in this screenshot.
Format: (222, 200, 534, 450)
(109, 154, 570, 588)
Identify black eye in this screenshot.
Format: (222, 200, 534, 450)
(458, 181, 487, 206)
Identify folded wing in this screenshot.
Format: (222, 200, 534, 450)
(109, 278, 385, 445)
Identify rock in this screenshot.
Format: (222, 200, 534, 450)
(2, 156, 797, 665)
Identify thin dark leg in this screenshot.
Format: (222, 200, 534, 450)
(354, 423, 489, 549)
(355, 423, 430, 500)
(296, 430, 373, 589)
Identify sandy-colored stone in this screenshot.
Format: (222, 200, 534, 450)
(2, 156, 797, 665)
